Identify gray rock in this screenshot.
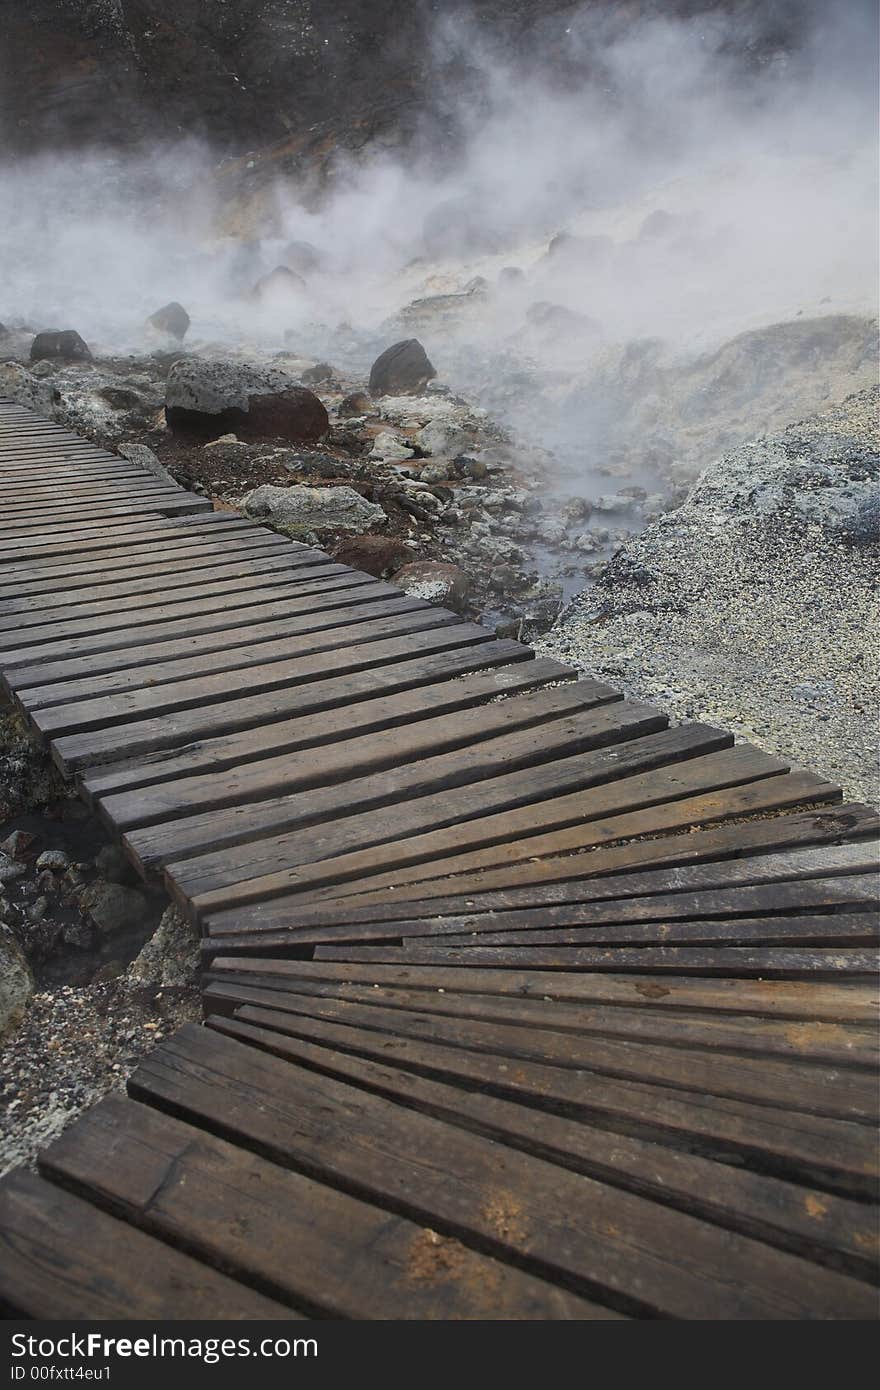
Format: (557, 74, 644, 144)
(244, 483, 386, 536)
(165, 358, 328, 443)
(0, 362, 55, 416)
(391, 561, 472, 613)
(126, 906, 200, 989)
(0, 852, 27, 885)
(93, 844, 134, 885)
(117, 442, 177, 488)
(0, 927, 33, 1037)
(35, 850, 70, 871)
(147, 301, 190, 340)
(80, 881, 152, 935)
(369, 431, 414, 461)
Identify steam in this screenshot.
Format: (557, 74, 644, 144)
(1, 3, 876, 431)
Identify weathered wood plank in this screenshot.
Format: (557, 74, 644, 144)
(205, 1012, 878, 1280)
(51, 638, 533, 772)
(202, 975, 879, 1066)
(127, 1024, 876, 1317)
(100, 680, 615, 831)
(41, 1095, 605, 1320)
(156, 710, 702, 899)
(15, 600, 448, 709)
(205, 954, 880, 1022)
(0, 1168, 295, 1319)
(80, 659, 584, 806)
(211, 1011, 879, 1199)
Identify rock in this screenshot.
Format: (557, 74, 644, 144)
(243, 483, 386, 536)
(93, 843, 134, 885)
(330, 533, 413, 577)
(369, 430, 414, 462)
(391, 561, 472, 613)
(126, 906, 200, 989)
(35, 850, 69, 872)
(369, 340, 436, 398)
(415, 419, 469, 457)
(301, 362, 334, 384)
(251, 264, 306, 302)
(80, 881, 152, 935)
(30, 329, 92, 363)
(594, 492, 639, 514)
(116, 442, 177, 488)
(165, 358, 328, 443)
(0, 852, 27, 885)
(0, 927, 33, 1037)
(0, 361, 55, 416)
(147, 301, 190, 340)
(452, 454, 489, 481)
(418, 461, 450, 484)
(282, 240, 323, 277)
(0, 830, 36, 859)
(338, 390, 373, 418)
(498, 265, 526, 288)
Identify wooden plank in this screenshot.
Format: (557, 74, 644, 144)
(206, 1014, 878, 1282)
(80, 659, 584, 806)
(0, 512, 274, 579)
(2, 576, 390, 683)
(41, 1095, 605, 1320)
(14, 600, 448, 710)
(201, 756, 826, 929)
(313, 942, 879, 979)
(176, 725, 735, 918)
(204, 954, 880, 1022)
(140, 702, 674, 884)
(50, 638, 534, 772)
(0, 548, 346, 631)
(0, 509, 208, 561)
(1, 570, 379, 671)
(212, 1011, 879, 1200)
(220, 842, 878, 943)
(202, 975, 880, 1066)
(0, 500, 208, 550)
(329, 805, 880, 907)
(127, 1023, 876, 1317)
(0, 533, 294, 600)
(214, 990, 878, 1121)
(0, 483, 193, 523)
(100, 681, 622, 834)
(31, 622, 500, 745)
(0, 1168, 294, 1319)
(0, 538, 304, 608)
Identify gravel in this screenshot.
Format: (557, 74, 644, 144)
(538, 387, 880, 806)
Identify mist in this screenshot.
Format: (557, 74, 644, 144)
(1, 1, 876, 469)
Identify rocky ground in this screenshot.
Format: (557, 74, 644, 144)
(538, 387, 880, 806)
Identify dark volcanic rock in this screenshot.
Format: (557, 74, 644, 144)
(147, 301, 191, 340)
(165, 359, 328, 443)
(30, 330, 92, 363)
(369, 339, 436, 398)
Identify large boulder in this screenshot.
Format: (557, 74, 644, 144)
(243, 483, 386, 536)
(30, 329, 92, 363)
(165, 359, 328, 442)
(369, 339, 436, 398)
(147, 301, 190, 340)
(330, 533, 413, 577)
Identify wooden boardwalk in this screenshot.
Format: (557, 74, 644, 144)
(0, 394, 877, 1320)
